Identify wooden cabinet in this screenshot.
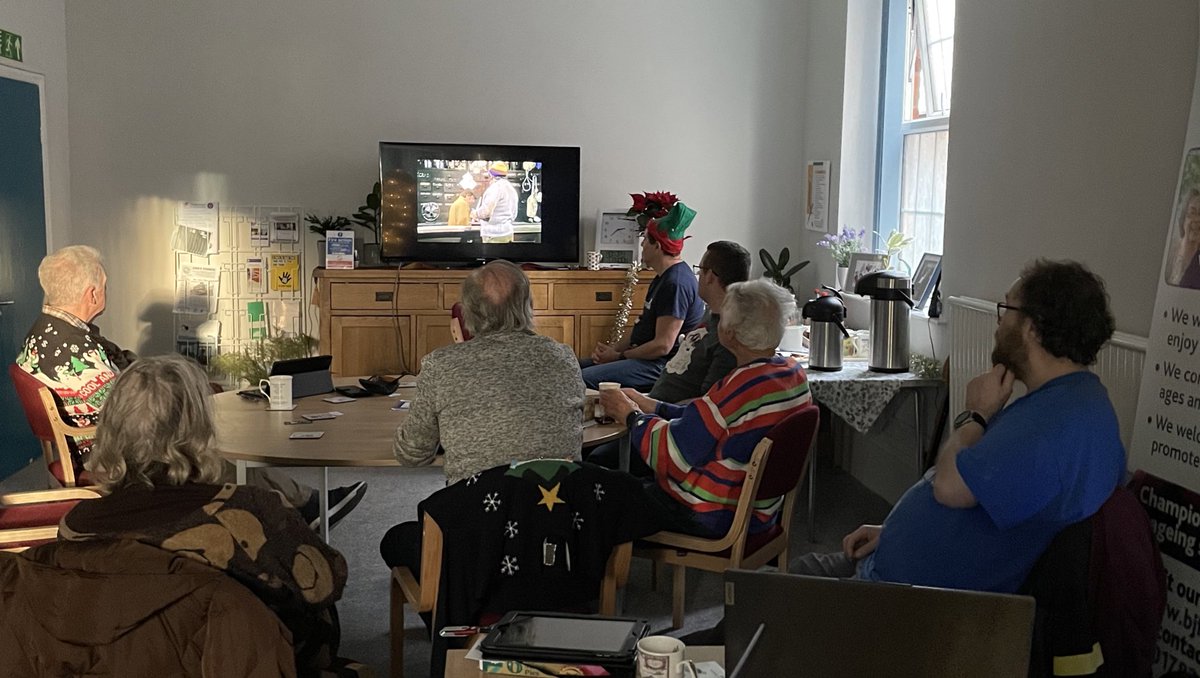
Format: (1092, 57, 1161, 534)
(316, 268, 650, 375)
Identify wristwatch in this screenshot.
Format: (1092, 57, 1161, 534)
(953, 410, 988, 432)
(625, 409, 644, 429)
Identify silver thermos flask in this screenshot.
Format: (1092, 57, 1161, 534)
(854, 271, 914, 373)
(801, 286, 850, 372)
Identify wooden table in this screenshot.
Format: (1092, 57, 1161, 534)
(214, 377, 626, 540)
(443, 646, 724, 677)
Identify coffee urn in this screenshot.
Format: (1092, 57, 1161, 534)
(854, 271, 914, 373)
(801, 286, 850, 372)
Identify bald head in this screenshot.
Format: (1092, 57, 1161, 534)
(461, 260, 535, 335)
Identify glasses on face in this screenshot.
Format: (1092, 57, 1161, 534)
(692, 264, 709, 276)
(996, 303, 1023, 323)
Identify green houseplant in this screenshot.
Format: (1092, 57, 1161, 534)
(304, 214, 354, 237)
(759, 247, 810, 295)
(350, 181, 382, 238)
(210, 334, 316, 386)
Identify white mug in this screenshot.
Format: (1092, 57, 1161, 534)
(259, 375, 293, 410)
(636, 636, 698, 678)
(586, 250, 603, 271)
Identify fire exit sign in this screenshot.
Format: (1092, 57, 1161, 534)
(0, 30, 23, 62)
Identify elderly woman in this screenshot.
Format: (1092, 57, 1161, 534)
(58, 355, 347, 675)
(600, 279, 812, 538)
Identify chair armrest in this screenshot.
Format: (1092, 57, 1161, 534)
(641, 528, 742, 554)
(1, 487, 101, 506)
(418, 514, 443, 612)
(0, 525, 58, 551)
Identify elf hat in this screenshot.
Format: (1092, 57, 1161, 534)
(644, 202, 696, 256)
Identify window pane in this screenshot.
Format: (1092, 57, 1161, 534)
(903, 0, 955, 122)
(897, 129, 948, 267)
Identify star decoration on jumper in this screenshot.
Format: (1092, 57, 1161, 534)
(504, 521, 519, 538)
(466, 473, 480, 486)
(483, 492, 501, 512)
(537, 483, 566, 512)
(594, 483, 606, 502)
(500, 555, 519, 576)
(572, 511, 584, 531)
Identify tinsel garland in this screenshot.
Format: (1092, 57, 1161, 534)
(607, 264, 643, 345)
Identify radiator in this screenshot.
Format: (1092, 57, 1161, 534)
(947, 296, 1147, 449)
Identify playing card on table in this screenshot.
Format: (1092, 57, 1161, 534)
(323, 396, 355, 404)
(289, 431, 325, 439)
(302, 411, 343, 421)
(391, 400, 411, 411)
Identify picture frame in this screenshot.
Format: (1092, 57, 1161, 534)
(846, 252, 886, 291)
(593, 209, 641, 268)
(912, 253, 943, 310)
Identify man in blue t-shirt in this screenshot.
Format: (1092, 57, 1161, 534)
(793, 259, 1125, 593)
(581, 204, 705, 390)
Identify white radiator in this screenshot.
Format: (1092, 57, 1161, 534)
(947, 296, 1147, 449)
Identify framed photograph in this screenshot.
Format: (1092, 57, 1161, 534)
(912, 253, 943, 310)
(594, 209, 640, 268)
(846, 252, 886, 291)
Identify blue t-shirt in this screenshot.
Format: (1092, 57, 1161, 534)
(628, 262, 704, 360)
(859, 371, 1124, 593)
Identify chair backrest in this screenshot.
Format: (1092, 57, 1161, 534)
(8, 364, 56, 440)
(754, 403, 820, 500)
(450, 302, 472, 342)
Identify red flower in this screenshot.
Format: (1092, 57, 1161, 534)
(628, 191, 682, 229)
(629, 193, 648, 214)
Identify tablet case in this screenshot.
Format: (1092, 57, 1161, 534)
(270, 355, 334, 398)
(479, 611, 648, 669)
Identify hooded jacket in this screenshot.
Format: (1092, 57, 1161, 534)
(0, 539, 296, 678)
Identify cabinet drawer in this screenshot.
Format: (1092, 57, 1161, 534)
(552, 284, 628, 310)
(444, 283, 549, 310)
(330, 282, 439, 311)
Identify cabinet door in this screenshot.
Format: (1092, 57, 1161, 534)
(415, 315, 455, 366)
(533, 315, 576, 348)
(578, 314, 639, 358)
(329, 316, 412, 376)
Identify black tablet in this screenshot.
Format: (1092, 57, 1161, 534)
(479, 611, 649, 666)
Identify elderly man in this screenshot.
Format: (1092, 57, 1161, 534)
(391, 259, 585, 482)
(581, 203, 705, 391)
(795, 259, 1124, 594)
(601, 279, 811, 538)
(16, 246, 366, 529)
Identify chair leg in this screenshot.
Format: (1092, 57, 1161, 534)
(390, 576, 405, 678)
(778, 544, 790, 572)
(672, 564, 686, 630)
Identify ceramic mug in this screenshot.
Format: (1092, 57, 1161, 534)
(586, 250, 603, 271)
(259, 375, 294, 410)
(636, 636, 698, 678)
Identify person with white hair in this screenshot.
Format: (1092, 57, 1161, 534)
(472, 161, 518, 243)
(599, 279, 811, 538)
(16, 246, 367, 529)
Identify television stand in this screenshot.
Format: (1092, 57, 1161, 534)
(314, 268, 651, 375)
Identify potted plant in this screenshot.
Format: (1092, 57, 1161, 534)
(816, 227, 865, 290)
(210, 333, 316, 387)
(758, 246, 810, 295)
(878, 229, 915, 273)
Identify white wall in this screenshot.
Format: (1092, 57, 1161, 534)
(1, 0, 69, 248)
(943, 1, 1197, 336)
(63, 0, 814, 353)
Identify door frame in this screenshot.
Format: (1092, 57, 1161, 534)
(0, 63, 53, 251)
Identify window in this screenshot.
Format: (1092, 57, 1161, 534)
(876, 0, 955, 273)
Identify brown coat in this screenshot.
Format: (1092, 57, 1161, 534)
(0, 539, 296, 678)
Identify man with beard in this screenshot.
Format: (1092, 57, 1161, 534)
(791, 259, 1124, 593)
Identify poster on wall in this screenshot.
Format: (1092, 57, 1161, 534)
(805, 160, 830, 232)
(269, 253, 300, 292)
(173, 263, 220, 315)
(172, 201, 219, 255)
(270, 212, 300, 243)
(1130, 135, 1200, 675)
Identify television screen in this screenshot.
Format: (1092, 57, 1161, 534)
(379, 142, 580, 263)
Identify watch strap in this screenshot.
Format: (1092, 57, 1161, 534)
(954, 410, 988, 431)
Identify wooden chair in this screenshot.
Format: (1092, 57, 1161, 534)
(389, 513, 632, 678)
(0, 487, 101, 552)
(449, 302, 472, 343)
(8, 364, 95, 487)
(637, 403, 820, 629)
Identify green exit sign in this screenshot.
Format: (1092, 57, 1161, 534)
(0, 30, 23, 62)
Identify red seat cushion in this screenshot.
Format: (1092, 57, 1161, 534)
(0, 500, 80, 530)
(48, 461, 92, 487)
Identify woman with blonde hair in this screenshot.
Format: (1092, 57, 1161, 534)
(59, 355, 347, 675)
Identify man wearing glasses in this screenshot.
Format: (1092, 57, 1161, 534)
(795, 259, 1124, 594)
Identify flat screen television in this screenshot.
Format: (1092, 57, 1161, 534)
(378, 142, 580, 264)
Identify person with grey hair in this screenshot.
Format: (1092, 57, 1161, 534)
(599, 279, 811, 537)
(384, 259, 586, 569)
(57, 355, 348, 674)
(16, 246, 366, 529)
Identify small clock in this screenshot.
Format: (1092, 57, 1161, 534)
(595, 210, 641, 268)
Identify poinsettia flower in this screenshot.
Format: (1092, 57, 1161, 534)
(630, 193, 648, 213)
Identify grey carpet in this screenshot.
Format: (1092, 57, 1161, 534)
(0, 454, 893, 678)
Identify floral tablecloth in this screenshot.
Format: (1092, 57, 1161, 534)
(806, 361, 941, 433)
